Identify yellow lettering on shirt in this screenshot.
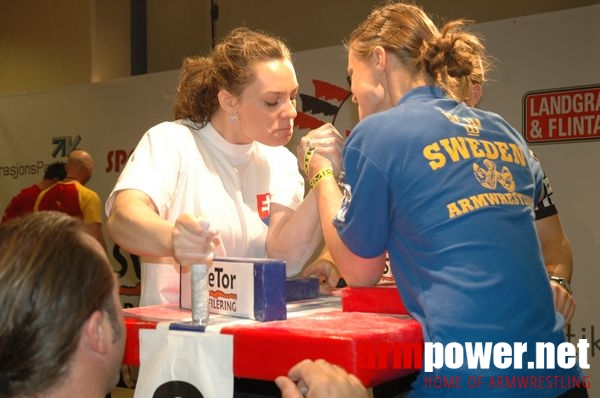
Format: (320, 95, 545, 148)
(425, 137, 526, 171)
(446, 192, 534, 218)
(423, 142, 446, 170)
(424, 112, 534, 219)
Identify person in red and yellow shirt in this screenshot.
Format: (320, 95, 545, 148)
(1, 161, 66, 224)
(35, 150, 106, 252)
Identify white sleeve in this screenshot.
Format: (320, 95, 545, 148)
(105, 122, 185, 217)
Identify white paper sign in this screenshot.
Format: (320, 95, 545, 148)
(134, 328, 233, 398)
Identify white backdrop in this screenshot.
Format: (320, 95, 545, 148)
(474, 6, 599, 392)
(0, 4, 597, 393)
(0, 71, 180, 305)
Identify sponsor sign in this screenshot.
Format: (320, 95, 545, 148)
(522, 84, 600, 143)
(180, 257, 287, 321)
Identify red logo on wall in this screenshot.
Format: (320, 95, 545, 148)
(522, 84, 600, 143)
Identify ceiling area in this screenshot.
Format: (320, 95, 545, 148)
(0, 0, 598, 95)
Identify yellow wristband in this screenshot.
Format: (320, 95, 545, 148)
(304, 146, 315, 175)
(309, 167, 334, 188)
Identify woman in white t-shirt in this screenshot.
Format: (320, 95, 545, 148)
(105, 27, 343, 306)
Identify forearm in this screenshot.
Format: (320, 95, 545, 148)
(536, 215, 573, 281)
(312, 177, 384, 286)
(535, 215, 575, 321)
(542, 237, 573, 281)
(295, 125, 384, 284)
(267, 193, 324, 276)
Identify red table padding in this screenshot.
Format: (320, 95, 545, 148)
(220, 311, 422, 387)
(123, 318, 157, 366)
(341, 286, 408, 315)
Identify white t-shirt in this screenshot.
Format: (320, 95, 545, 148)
(105, 120, 304, 305)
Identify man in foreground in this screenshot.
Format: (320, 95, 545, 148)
(0, 211, 125, 397)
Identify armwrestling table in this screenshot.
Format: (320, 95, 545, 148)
(122, 287, 423, 397)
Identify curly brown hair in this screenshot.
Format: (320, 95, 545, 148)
(173, 26, 292, 127)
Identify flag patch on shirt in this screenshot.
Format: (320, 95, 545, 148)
(257, 193, 271, 225)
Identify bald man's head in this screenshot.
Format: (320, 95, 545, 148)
(66, 150, 94, 185)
